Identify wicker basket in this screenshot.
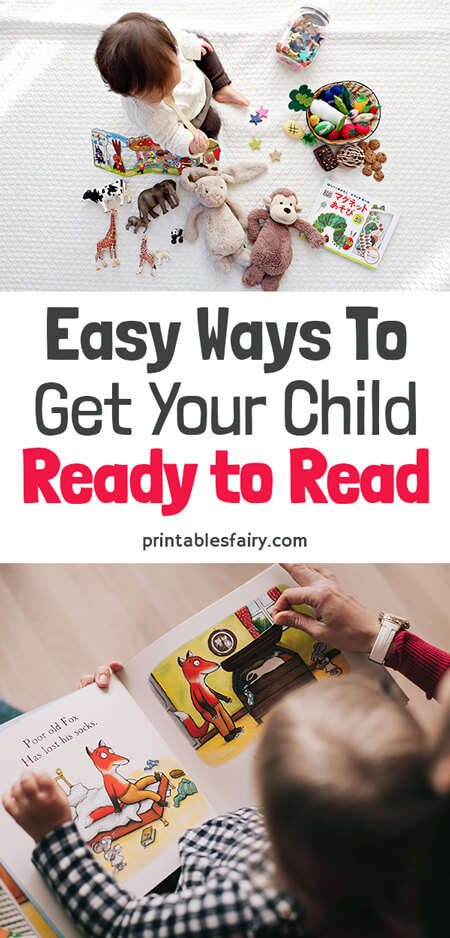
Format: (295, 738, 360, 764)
(306, 81, 381, 145)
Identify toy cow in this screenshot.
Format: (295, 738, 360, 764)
(82, 179, 131, 213)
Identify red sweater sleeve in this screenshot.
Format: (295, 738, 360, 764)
(386, 631, 450, 700)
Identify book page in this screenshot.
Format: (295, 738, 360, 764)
(121, 565, 405, 815)
(0, 679, 212, 937)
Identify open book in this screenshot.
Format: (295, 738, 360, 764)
(0, 565, 406, 938)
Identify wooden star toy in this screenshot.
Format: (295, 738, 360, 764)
(269, 148, 282, 161)
(256, 106, 269, 119)
(249, 137, 261, 150)
(250, 112, 262, 125)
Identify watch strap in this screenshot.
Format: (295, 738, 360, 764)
(368, 613, 410, 665)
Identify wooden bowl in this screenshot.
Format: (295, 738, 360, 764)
(307, 81, 381, 145)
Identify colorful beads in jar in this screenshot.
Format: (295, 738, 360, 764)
(276, 6, 329, 70)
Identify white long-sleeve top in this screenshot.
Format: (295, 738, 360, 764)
(121, 28, 207, 157)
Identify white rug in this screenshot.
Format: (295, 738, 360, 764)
(1, 0, 449, 290)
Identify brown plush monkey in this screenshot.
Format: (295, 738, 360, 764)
(242, 188, 325, 291)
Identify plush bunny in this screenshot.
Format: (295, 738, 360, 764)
(180, 162, 267, 273)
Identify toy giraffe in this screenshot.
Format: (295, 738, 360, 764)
(95, 209, 120, 270)
(137, 235, 156, 276)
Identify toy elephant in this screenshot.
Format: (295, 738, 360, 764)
(125, 215, 145, 234)
(180, 161, 267, 273)
(137, 180, 180, 231)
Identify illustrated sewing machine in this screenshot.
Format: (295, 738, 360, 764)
(221, 623, 317, 723)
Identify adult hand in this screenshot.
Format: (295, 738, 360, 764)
(2, 771, 72, 842)
(273, 564, 379, 653)
(189, 129, 209, 154)
(78, 661, 123, 690)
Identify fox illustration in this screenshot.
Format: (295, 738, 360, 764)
(86, 740, 167, 822)
(175, 651, 244, 743)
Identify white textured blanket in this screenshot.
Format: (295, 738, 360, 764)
(1, 0, 449, 290)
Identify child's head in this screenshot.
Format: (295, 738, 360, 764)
(95, 13, 181, 105)
(258, 676, 450, 935)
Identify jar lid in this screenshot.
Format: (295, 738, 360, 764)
(300, 6, 330, 25)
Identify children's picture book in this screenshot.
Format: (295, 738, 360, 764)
(306, 178, 400, 269)
(0, 863, 58, 937)
(91, 128, 221, 178)
(0, 566, 407, 938)
(0, 680, 212, 938)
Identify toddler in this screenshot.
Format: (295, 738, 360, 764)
(3, 676, 450, 938)
(95, 12, 249, 158)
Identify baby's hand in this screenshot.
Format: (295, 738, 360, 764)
(189, 130, 209, 155)
(201, 40, 214, 56)
(78, 661, 123, 690)
(2, 771, 72, 842)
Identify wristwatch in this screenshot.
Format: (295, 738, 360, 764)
(368, 612, 410, 665)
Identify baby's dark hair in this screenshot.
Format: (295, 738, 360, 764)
(95, 12, 178, 96)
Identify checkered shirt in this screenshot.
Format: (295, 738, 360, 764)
(33, 806, 305, 937)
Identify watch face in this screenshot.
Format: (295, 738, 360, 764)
(379, 612, 410, 630)
(207, 628, 237, 656)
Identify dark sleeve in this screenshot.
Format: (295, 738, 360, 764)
(215, 691, 231, 703)
(32, 822, 255, 937)
(191, 684, 216, 717)
(386, 631, 450, 700)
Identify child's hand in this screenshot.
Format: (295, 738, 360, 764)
(201, 40, 214, 56)
(2, 771, 72, 842)
(78, 661, 123, 690)
(189, 130, 209, 154)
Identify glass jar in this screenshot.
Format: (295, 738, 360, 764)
(276, 6, 329, 71)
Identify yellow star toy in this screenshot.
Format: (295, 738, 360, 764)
(249, 137, 261, 150)
(270, 148, 282, 161)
